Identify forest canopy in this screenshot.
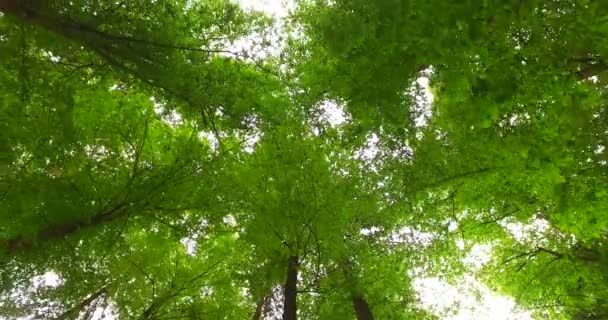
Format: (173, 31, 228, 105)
(1, 0, 608, 319)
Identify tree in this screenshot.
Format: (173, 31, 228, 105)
(2, 0, 608, 319)
(296, 0, 608, 318)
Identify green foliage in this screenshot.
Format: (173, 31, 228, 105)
(1, 0, 608, 319)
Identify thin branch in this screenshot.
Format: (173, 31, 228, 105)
(203, 108, 225, 152)
(100, 210, 130, 262)
(178, 259, 224, 292)
(123, 113, 151, 198)
(53, 287, 107, 320)
(537, 247, 564, 259)
(125, 256, 156, 299)
(423, 167, 495, 189)
(149, 214, 184, 233)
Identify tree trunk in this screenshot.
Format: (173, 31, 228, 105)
(340, 259, 375, 320)
(252, 293, 268, 320)
(282, 256, 298, 320)
(352, 295, 374, 320)
(54, 287, 106, 320)
(0, 0, 17, 12)
(0, 1, 151, 74)
(4, 203, 127, 253)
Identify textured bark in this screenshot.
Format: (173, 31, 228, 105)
(282, 256, 298, 320)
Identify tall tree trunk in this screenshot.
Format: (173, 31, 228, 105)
(0, 0, 17, 12)
(54, 287, 106, 320)
(252, 292, 269, 320)
(0, 0, 217, 107)
(4, 203, 128, 253)
(340, 259, 375, 320)
(282, 256, 298, 320)
(352, 295, 374, 320)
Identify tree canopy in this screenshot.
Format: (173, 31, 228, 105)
(1, 0, 607, 319)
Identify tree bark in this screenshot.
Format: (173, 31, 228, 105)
(577, 63, 608, 80)
(282, 256, 298, 320)
(352, 295, 374, 320)
(253, 292, 269, 320)
(340, 259, 375, 320)
(0, 0, 17, 12)
(4, 203, 127, 253)
(0, 1, 155, 74)
(54, 287, 106, 320)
